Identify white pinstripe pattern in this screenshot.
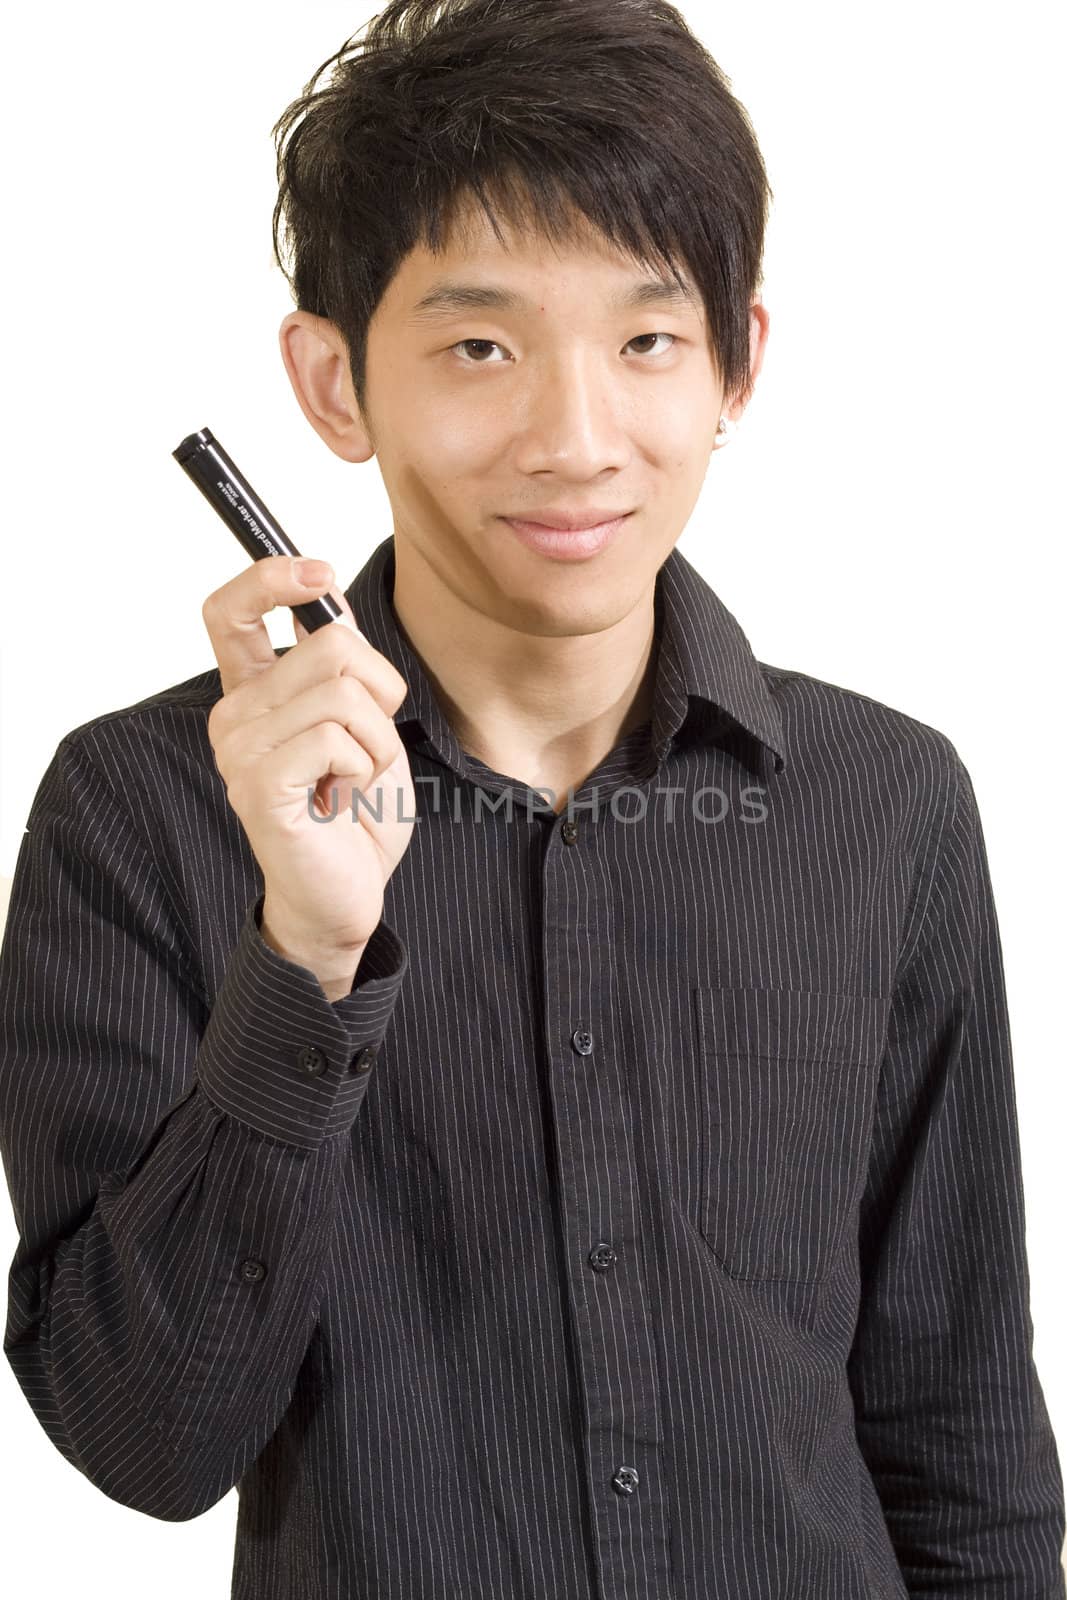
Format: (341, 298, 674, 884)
(1, 535, 1062, 1598)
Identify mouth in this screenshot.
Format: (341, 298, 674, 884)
(498, 511, 633, 562)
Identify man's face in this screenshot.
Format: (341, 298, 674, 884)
(359, 198, 729, 636)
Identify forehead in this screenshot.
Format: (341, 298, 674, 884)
(384, 189, 703, 320)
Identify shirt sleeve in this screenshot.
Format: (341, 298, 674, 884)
(847, 743, 1066, 1596)
(0, 733, 408, 1521)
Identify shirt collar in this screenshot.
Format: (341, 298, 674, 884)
(343, 535, 787, 780)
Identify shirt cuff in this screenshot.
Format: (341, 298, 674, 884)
(196, 893, 408, 1148)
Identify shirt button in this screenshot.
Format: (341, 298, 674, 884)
(296, 1044, 328, 1077)
(571, 1026, 594, 1056)
(561, 818, 579, 845)
(589, 1242, 616, 1272)
(351, 1044, 378, 1075)
(612, 1465, 640, 1496)
(239, 1258, 267, 1284)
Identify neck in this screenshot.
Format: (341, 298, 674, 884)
(389, 535, 658, 805)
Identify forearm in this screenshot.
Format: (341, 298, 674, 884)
(13, 1078, 348, 1519)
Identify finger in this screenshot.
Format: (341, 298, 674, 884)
(260, 721, 378, 808)
(230, 674, 402, 782)
(203, 555, 336, 696)
(274, 604, 409, 721)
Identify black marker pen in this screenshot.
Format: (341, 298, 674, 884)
(171, 426, 363, 636)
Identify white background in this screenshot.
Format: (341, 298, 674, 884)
(1, 1, 1064, 1591)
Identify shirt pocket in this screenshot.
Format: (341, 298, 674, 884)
(693, 986, 889, 1285)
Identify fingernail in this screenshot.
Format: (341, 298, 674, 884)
(294, 558, 333, 587)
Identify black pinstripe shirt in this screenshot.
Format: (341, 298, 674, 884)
(1, 535, 1064, 1599)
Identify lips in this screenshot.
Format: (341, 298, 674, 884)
(500, 511, 632, 561)
(499, 510, 634, 531)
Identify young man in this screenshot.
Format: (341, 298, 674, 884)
(1, 2, 1063, 1596)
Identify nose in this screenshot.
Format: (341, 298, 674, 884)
(510, 349, 632, 480)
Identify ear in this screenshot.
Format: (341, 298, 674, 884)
(712, 299, 770, 448)
(278, 311, 376, 463)
(744, 299, 770, 402)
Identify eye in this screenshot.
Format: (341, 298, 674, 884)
(450, 338, 509, 364)
(448, 331, 678, 365)
(626, 332, 677, 357)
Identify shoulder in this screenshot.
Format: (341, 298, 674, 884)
(56, 650, 289, 779)
(50, 654, 280, 844)
(758, 662, 969, 857)
(761, 660, 965, 786)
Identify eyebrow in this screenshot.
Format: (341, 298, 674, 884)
(408, 276, 700, 321)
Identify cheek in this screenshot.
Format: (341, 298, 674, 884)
(672, 384, 720, 463)
(629, 370, 719, 452)
(403, 388, 504, 477)
(392, 451, 484, 536)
